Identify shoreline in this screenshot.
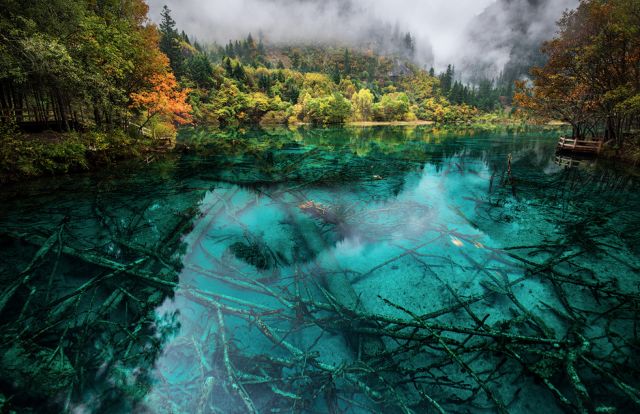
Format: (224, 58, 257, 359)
(347, 120, 434, 127)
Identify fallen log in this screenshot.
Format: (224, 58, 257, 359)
(1, 230, 177, 290)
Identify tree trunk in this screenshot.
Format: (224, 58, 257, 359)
(93, 103, 102, 128)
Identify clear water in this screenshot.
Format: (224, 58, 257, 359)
(1, 126, 639, 413)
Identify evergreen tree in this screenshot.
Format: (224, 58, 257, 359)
(233, 62, 246, 81)
(281, 77, 300, 103)
(180, 30, 191, 44)
(258, 72, 272, 93)
(440, 64, 454, 95)
(344, 49, 351, 75)
(403, 33, 415, 57)
(159, 6, 184, 77)
(331, 63, 341, 84)
(187, 54, 213, 88)
(159, 5, 177, 37)
(223, 57, 234, 76)
(291, 51, 301, 70)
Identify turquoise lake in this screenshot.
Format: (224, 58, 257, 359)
(0, 126, 639, 413)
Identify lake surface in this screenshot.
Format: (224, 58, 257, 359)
(1, 126, 639, 413)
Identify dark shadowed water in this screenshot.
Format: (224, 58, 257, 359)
(0, 126, 639, 413)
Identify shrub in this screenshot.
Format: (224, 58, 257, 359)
(302, 93, 352, 124)
(260, 110, 289, 125)
(373, 93, 411, 121)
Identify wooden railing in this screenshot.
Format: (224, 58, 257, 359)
(128, 122, 174, 148)
(129, 122, 154, 138)
(557, 136, 604, 154)
(554, 155, 596, 168)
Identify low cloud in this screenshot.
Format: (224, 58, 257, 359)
(460, 0, 579, 80)
(146, 0, 577, 75)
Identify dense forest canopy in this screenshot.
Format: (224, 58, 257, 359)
(0, 0, 190, 133)
(0, 0, 638, 181)
(0, 0, 561, 136)
(150, 4, 517, 128)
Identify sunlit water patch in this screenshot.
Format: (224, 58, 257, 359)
(1, 126, 639, 413)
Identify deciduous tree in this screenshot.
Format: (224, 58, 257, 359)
(130, 72, 192, 128)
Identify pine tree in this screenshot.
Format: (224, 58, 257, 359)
(344, 49, 351, 75)
(223, 57, 233, 76)
(291, 51, 301, 70)
(331, 63, 341, 84)
(404, 33, 415, 57)
(233, 62, 246, 81)
(180, 30, 190, 44)
(258, 72, 271, 93)
(159, 5, 177, 37)
(440, 64, 454, 95)
(159, 6, 184, 77)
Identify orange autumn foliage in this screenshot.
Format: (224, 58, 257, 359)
(130, 71, 192, 127)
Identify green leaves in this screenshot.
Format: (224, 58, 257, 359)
(373, 92, 411, 122)
(301, 93, 352, 125)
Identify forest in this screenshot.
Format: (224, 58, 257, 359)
(515, 0, 640, 147)
(2, 1, 640, 413)
(0, 0, 639, 177)
(0, 1, 505, 137)
(146, 6, 509, 128)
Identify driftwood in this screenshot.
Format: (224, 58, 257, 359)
(0, 152, 638, 414)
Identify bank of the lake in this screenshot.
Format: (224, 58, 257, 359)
(347, 120, 434, 126)
(1, 121, 572, 184)
(0, 127, 176, 184)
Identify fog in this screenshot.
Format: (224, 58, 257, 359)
(146, 0, 578, 74)
(460, 0, 579, 80)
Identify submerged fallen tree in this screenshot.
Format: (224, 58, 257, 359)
(3, 226, 637, 412)
(0, 144, 639, 414)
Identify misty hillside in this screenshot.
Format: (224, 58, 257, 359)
(149, 0, 580, 84)
(460, 0, 578, 82)
(215, 38, 418, 81)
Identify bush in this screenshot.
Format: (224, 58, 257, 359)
(260, 110, 289, 125)
(0, 125, 88, 181)
(301, 93, 352, 124)
(0, 125, 167, 182)
(373, 93, 411, 121)
(151, 123, 176, 139)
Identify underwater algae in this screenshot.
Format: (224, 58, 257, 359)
(0, 126, 639, 413)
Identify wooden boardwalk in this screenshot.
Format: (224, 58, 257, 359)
(129, 123, 174, 147)
(557, 136, 604, 154)
(554, 155, 596, 168)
